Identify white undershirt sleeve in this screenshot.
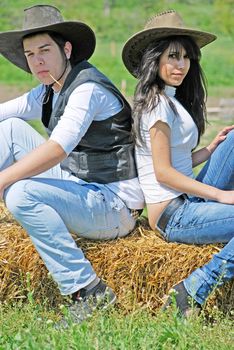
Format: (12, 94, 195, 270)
(0, 85, 44, 122)
(49, 82, 122, 154)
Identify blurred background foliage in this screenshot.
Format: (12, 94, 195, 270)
(0, 0, 233, 97)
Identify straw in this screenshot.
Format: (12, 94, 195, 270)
(0, 202, 233, 315)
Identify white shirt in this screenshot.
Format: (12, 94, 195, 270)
(135, 85, 198, 204)
(0, 82, 145, 209)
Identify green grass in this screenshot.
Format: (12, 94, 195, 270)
(0, 2, 233, 348)
(0, 302, 233, 350)
(0, 0, 234, 97)
(28, 120, 48, 138)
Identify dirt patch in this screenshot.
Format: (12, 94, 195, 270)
(0, 83, 227, 105)
(0, 83, 233, 120)
(0, 84, 28, 103)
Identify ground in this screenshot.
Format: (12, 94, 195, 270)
(0, 83, 228, 105)
(1, 82, 233, 164)
(0, 84, 27, 102)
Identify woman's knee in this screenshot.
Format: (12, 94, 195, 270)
(226, 129, 234, 143)
(217, 128, 234, 158)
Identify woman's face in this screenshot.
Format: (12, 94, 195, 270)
(23, 33, 72, 91)
(158, 43, 190, 87)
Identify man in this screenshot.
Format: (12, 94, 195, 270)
(0, 4, 144, 324)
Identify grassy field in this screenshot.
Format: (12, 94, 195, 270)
(0, 1, 233, 349)
(0, 301, 234, 349)
(0, 0, 234, 97)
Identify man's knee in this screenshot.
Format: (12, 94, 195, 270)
(0, 117, 27, 130)
(4, 180, 31, 218)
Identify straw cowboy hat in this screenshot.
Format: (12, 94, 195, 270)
(122, 10, 217, 77)
(0, 4, 96, 73)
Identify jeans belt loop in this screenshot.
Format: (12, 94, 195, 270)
(157, 194, 187, 232)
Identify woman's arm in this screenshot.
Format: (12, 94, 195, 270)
(150, 121, 234, 204)
(192, 124, 234, 167)
(0, 140, 66, 199)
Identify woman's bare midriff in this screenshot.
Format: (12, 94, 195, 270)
(147, 199, 172, 230)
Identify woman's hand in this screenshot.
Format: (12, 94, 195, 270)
(207, 125, 234, 154)
(192, 125, 234, 167)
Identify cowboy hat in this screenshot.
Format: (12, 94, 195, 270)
(0, 4, 96, 73)
(122, 10, 217, 77)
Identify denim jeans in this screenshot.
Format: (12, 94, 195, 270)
(1, 118, 136, 295)
(161, 130, 234, 305)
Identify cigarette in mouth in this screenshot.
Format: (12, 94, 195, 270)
(49, 73, 62, 87)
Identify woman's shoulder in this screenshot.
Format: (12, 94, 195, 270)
(143, 95, 175, 129)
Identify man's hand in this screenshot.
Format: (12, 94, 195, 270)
(0, 140, 66, 201)
(0, 179, 5, 200)
(217, 189, 234, 205)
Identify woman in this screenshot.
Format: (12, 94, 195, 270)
(0, 5, 144, 324)
(122, 10, 234, 316)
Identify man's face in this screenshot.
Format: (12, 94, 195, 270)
(23, 33, 71, 90)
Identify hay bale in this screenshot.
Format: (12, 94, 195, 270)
(0, 202, 233, 314)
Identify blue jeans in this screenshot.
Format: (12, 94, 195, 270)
(1, 118, 136, 295)
(161, 130, 234, 305)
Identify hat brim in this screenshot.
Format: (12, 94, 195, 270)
(122, 27, 217, 77)
(0, 21, 96, 73)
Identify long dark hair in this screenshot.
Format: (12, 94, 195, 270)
(132, 35, 207, 145)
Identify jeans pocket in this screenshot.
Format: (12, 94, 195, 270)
(99, 194, 135, 239)
(81, 183, 105, 200)
(164, 202, 188, 242)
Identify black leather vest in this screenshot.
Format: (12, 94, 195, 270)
(42, 60, 137, 183)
